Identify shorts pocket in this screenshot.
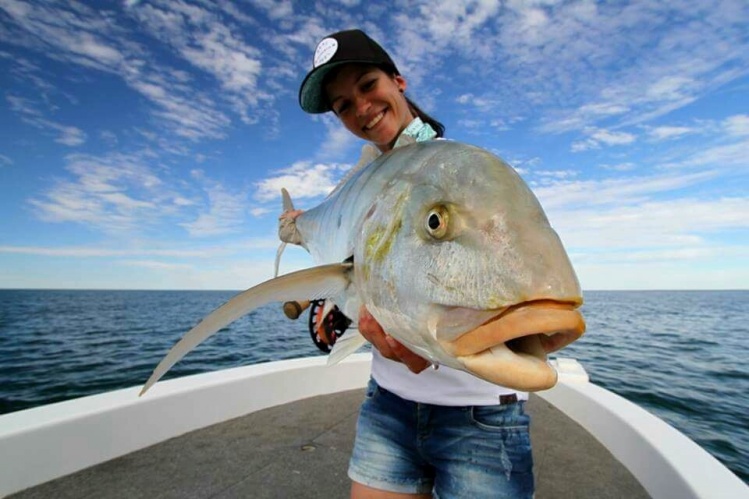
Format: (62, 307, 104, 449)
(469, 403, 529, 432)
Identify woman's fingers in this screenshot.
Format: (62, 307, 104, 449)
(384, 336, 431, 373)
(278, 209, 304, 220)
(358, 306, 430, 374)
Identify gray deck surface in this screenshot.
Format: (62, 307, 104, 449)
(10, 390, 649, 498)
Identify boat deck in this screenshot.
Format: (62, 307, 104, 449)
(9, 389, 648, 498)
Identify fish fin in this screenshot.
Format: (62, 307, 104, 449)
(427, 315, 439, 338)
(327, 329, 369, 366)
(281, 187, 295, 212)
(274, 242, 286, 278)
(141, 262, 352, 396)
(334, 144, 379, 191)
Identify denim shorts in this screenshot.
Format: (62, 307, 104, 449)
(348, 378, 534, 498)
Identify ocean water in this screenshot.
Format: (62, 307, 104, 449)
(0, 289, 747, 484)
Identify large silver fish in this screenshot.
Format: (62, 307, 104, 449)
(141, 140, 584, 395)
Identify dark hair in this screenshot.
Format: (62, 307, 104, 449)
(405, 95, 445, 138)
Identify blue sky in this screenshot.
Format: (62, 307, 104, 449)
(0, 0, 747, 291)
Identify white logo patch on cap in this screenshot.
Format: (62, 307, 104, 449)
(313, 38, 338, 68)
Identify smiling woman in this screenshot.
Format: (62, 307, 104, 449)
(281, 29, 548, 499)
(298, 28, 444, 149)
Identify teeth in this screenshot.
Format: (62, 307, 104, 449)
(365, 111, 385, 129)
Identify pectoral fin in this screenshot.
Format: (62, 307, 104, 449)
(327, 329, 369, 366)
(141, 262, 352, 396)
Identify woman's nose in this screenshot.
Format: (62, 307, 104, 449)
(354, 94, 371, 117)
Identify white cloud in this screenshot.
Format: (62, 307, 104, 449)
(130, 0, 269, 123)
(645, 76, 695, 101)
(316, 114, 358, 159)
(6, 94, 87, 146)
(0, 0, 265, 141)
(575, 259, 749, 291)
(678, 137, 749, 170)
(723, 114, 749, 136)
(535, 167, 748, 261)
(514, 1, 749, 133)
(456, 93, 472, 104)
(0, 236, 280, 258)
(0, 245, 211, 258)
(99, 130, 118, 146)
(535, 170, 718, 211)
(26, 152, 211, 234)
(458, 119, 483, 129)
(454, 93, 502, 112)
(601, 162, 636, 172)
(533, 169, 578, 180)
(578, 102, 630, 118)
(127, 73, 231, 140)
(571, 127, 636, 151)
(590, 129, 636, 145)
(179, 181, 249, 237)
(1, 0, 747, 292)
(55, 125, 87, 146)
(120, 260, 194, 270)
(250, 207, 271, 217)
(248, 0, 294, 20)
(254, 160, 346, 202)
(29, 156, 154, 230)
(648, 125, 696, 141)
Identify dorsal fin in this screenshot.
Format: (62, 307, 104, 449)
(282, 187, 295, 212)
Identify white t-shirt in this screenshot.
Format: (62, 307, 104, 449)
(372, 350, 527, 406)
(363, 119, 526, 406)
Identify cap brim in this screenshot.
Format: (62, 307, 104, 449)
(299, 60, 398, 114)
(299, 62, 348, 114)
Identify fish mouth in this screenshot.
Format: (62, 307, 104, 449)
(442, 300, 585, 391)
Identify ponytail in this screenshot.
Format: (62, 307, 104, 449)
(405, 96, 445, 138)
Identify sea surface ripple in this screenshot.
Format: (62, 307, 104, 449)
(0, 289, 747, 484)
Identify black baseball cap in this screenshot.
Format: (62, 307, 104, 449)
(299, 29, 399, 114)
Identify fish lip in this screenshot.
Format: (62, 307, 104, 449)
(443, 299, 586, 358)
(443, 300, 584, 391)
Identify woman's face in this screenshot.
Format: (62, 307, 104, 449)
(325, 65, 415, 152)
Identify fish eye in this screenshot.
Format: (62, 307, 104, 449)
(425, 206, 449, 239)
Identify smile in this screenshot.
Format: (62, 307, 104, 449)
(364, 109, 386, 130)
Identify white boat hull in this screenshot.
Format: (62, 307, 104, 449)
(0, 355, 746, 498)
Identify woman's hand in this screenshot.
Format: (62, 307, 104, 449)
(278, 209, 304, 244)
(358, 305, 430, 374)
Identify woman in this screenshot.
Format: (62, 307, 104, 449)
(289, 29, 534, 498)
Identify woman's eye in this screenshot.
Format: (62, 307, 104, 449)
(425, 206, 449, 239)
(335, 102, 350, 114)
(361, 79, 376, 91)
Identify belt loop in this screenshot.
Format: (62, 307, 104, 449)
(499, 394, 518, 405)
